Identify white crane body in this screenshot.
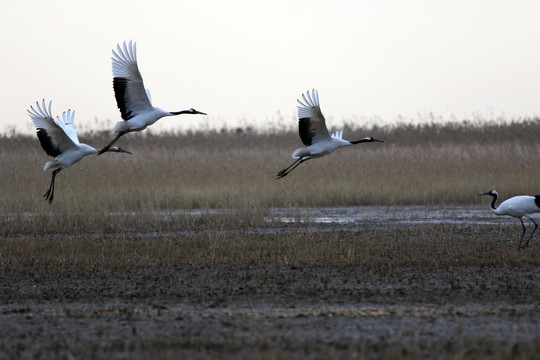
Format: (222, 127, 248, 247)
(491, 195, 540, 218)
(44, 144, 99, 171)
(113, 107, 172, 133)
(292, 137, 352, 159)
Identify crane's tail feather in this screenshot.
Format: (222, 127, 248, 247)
(113, 121, 131, 134)
(43, 160, 56, 171)
(292, 148, 304, 159)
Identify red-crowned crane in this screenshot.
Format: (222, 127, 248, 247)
(480, 189, 540, 249)
(98, 41, 206, 154)
(277, 89, 383, 179)
(29, 100, 131, 204)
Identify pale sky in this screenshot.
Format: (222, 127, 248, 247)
(2, 0, 540, 135)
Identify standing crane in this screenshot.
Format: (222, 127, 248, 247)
(98, 41, 206, 154)
(29, 100, 131, 204)
(480, 189, 540, 249)
(277, 89, 383, 179)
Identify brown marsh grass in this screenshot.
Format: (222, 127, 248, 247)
(2, 226, 539, 272)
(3, 120, 540, 235)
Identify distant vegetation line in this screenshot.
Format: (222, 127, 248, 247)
(3, 116, 540, 139)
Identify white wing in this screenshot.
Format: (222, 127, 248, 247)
(28, 100, 79, 156)
(296, 89, 330, 146)
(112, 40, 153, 120)
(55, 109, 80, 145)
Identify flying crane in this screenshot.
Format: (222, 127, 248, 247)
(99, 41, 206, 154)
(277, 89, 383, 179)
(29, 100, 131, 204)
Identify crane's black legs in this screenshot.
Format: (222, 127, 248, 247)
(525, 219, 538, 248)
(276, 157, 310, 179)
(517, 219, 527, 250)
(44, 168, 61, 205)
(277, 158, 302, 178)
(98, 131, 126, 155)
(517, 218, 538, 250)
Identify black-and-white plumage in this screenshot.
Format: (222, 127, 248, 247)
(277, 89, 383, 179)
(29, 100, 131, 204)
(480, 189, 540, 249)
(98, 41, 206, 154)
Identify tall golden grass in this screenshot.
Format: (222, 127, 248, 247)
(2, 120, 540, 235)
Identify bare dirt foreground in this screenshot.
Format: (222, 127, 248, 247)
(1, 223, 539, 360)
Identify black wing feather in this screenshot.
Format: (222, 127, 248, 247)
(36, 128, 61, 157)
(534, 195, 540, 209)
(298, 118, 314, 146)
(113, 77, 133, 120)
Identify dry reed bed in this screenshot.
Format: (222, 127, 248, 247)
(2, 121, 540, 235)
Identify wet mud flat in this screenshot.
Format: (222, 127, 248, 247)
(2, 264, 539, 358)
(1, 208, 539, 359)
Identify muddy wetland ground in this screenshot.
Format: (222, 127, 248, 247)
(1, 123, 539, 359)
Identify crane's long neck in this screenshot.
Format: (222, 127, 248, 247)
(488, 194, 499, 211)
(350, 137, 373, 144)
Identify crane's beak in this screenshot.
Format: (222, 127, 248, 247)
(479, 192, 489, 196)
(118, 148, 132, 154)
(195, 110, 207, 116)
